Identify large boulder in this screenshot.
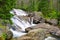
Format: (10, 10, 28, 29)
(33, 12, 45, 24)
(45, 19, 58, 26)
(18, 28, 47, 40)
(25, 23, 60, 37)
(27, 28, 46, 40)
(5, 31, 13, 40)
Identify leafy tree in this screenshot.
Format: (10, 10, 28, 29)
(0, 0, 16, 24)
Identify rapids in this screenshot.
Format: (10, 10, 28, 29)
(10, 9, 35, 37)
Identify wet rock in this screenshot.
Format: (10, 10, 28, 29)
(28, 13, 34, 17)
(37, 23, 60, 36)
(19, 28, 47, 40)
(25, 23, 60, 37)
(27, 12, 45, 24)
(55, 31, 60, 37)
(45, 36, 58, 40)
(27, 28, 46, 40)
(33, 12, 45, 24)
(39, 18, 45, 23)
(33, 17, 45, 24)
(25, 27, 33, 32)
(33, 19, 40, 24)
(5, 31, 13, 40)
(45, 19, 58, 26)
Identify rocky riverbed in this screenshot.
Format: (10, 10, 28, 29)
(9, 23, 60, 40)
(0, 11, 60, 40)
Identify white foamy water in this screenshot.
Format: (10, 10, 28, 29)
(10, 9, 35, 37)
(45, 36, 57, 40)
(11, 16, 31, 31)
(10, 9, 28, 16)
(10, 29, 27, 37)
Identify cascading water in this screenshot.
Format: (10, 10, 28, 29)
(10, 9, 35, 37)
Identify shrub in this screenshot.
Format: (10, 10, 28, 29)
(2, 33, 7, 40)
(0, 0, 16, 24)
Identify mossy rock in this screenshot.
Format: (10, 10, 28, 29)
(19, 28, 47, 40)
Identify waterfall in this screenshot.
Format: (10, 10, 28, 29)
(10, 9, 35, 37)
(28, 17, 34, 25)
(11, 16, 31, 31)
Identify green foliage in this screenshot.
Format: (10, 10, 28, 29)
(2, 20, 13, 25)
(16, 0, 40, 11)
(27, 0, 35, 11)
(20, 1, 24, 9)
(2, 33, 7, 40)
(38, 0, 58, 19)
(27, 0, 40, 11)
(34, 0, 40, 11)
(48, 10, 57, 19)
(43, 9, 58, 19)
(58, 12, 60, 19)
(0, 0, 16, 24)
(38, 0, 49, 14)
(58, 12, 60, 25)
